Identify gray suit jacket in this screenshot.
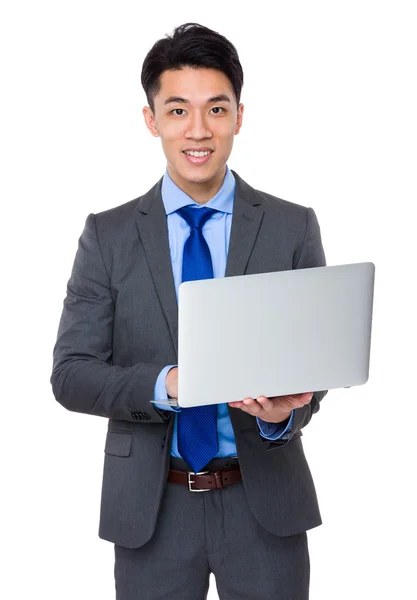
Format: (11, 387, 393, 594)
(51, 170, 327, 549)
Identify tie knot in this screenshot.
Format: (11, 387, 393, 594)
(177, 205, 217, 230)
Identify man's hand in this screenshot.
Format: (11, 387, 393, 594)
(166, 367, 178, 399)
(228, 392, 314, 424)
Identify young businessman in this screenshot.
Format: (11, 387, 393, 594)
(51, 22, 327, 600)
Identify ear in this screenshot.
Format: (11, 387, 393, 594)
(142, 106, 160, 137)
(234, 103, 244, 135)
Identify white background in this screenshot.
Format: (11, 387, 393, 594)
(1, 1, 416, 599)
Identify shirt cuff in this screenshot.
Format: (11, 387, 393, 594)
(256, 410, 294, 440)
(153, 365, 182, 412)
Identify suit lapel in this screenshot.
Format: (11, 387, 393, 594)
(135, 178, 179, 354)
(226, 170, 264, 277)
(134, 170, 265, 357)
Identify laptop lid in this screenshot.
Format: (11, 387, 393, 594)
(171, 262, 375, 408)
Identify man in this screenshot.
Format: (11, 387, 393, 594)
(51, 22, 327, 600)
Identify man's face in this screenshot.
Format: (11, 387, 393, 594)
(143, 67, 243, 198)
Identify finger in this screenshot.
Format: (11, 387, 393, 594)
(242, 397, 263, 415)
(256, 396, 274, 411)
(228, 401, 252, 415)
(285, 392, 313, 406)
(228, 401, 245, 408)
(228, 399, 253, 409)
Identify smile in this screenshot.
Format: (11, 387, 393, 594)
(182, 150, 214, 165)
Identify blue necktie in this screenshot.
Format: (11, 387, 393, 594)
(177, 205, 219, 473)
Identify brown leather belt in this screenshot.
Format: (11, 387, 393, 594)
(168, 466, 242, 492)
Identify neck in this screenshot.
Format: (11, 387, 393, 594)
(167, 165, 226, 204)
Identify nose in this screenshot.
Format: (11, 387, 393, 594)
(185, 110, 212, 140)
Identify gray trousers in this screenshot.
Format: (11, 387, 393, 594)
(114, 456, 310, 600)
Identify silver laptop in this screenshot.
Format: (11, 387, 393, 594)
(161, 262, 375, 408)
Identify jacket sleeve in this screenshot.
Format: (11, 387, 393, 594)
(264, 206, 328, 449)
(50, 213, 169, 424)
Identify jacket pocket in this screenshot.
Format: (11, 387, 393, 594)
(104, 431, 133, 457)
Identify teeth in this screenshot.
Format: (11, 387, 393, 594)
(184, 150, 212, 157)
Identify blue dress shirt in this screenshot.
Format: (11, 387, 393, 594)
(154, 165, 294, 459)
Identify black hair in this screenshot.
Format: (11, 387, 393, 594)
(141, 22, 244, 113)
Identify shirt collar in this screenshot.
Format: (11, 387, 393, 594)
(161, 164, 235, 215)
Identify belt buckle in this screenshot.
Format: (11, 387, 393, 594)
(187, 470, 210, 492)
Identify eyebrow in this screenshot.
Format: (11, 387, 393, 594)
(164, 94, 231, 106)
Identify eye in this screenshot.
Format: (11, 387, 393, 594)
(171, 108, 187, 116)
(210, 107, 225, 114)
